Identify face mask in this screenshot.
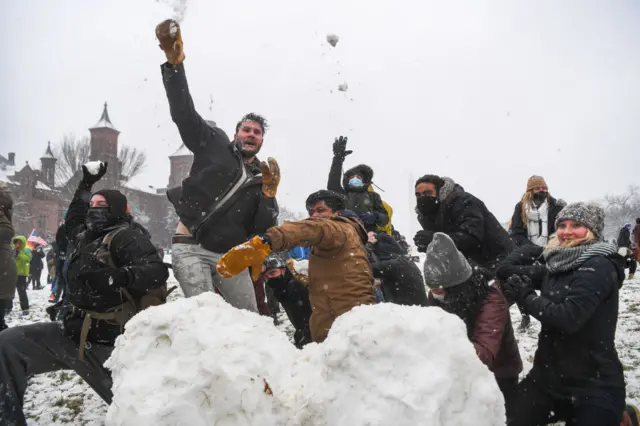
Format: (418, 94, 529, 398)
(417, 195, 439, 215)
(348, 177, 364, 188)
(533, 191, 548, 204)
(86, 207, 113, 232)
(431, 291, 445, 302)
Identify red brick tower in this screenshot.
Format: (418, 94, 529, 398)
(89, 102, 120, 191)
(168, 144, 193, 189)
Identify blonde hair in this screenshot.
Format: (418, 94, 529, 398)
(544, 229, 596, 251)
(520, 191, 549, 226)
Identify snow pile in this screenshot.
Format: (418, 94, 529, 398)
(84, 161, 103, 175)
(106, 296, 505, 425)
(105, 293, 295, 425)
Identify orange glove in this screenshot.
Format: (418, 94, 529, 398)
(217, 236, 272, 281)
(260, 157, 280, 198)
(155, 19, 185, 65)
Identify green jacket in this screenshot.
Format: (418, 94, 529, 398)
(13, 235, 31, 277)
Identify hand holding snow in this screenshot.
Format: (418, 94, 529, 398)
(106, 294, 505, 425)
(84, 161, 104, 175)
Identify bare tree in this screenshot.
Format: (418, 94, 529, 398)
(54, 134, 90, 188)
(118, 145, 147, 183)
(278, 205, 305, 224)
(602, 185, 640, 240)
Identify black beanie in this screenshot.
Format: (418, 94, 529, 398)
(93, 189, 128, 220)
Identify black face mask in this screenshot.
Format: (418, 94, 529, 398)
(533, 191, 548, 204)
(86, 208, 114, 233)
(417, 195, 439, 215)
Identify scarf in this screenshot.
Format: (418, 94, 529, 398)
(526, 200, 549, 247)
(543, 241, 617, 274)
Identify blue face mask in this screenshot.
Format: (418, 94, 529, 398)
(349, 177, 364, 188)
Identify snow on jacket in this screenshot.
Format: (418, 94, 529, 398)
(0, 185, 16, 300)
(13, 235, 31, 277)
(367, 232, 428, 306)
(510, 196, 565, 247)
(161, 62, 278, 253)
(515, 250, 625, 407)
(417, 179, 513, 270)
(428, 286, 522, 379)
(265, 215, 376, 342)
(327, 159, 389, 232)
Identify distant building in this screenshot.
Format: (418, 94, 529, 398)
(1, 103, 192, 248)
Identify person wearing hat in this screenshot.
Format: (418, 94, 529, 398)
(617, 223, 636, 280)
(0, 161, 170, 425)
(423, 233, 522, 408)
(503, 202, 626, 426)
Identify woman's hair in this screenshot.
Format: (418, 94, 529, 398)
(544, 226, 596, 251)
(442, 269, 493, 338)
(520, 190, 549, 226)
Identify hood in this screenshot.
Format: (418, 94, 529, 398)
(438, 177, 460, 202)
(12, 235, 27, 247)
(343, 164, 374, 189)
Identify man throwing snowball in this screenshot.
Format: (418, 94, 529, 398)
(156, 19, 280, 312)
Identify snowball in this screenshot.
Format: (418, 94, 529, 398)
(326, 33, 339, 47)
(290, 259, 308, 277)
(84, 161, 103, 175)
(338, 83, 348, 92)
(169, 21, 178, 37)
(106, 296, 505, 425)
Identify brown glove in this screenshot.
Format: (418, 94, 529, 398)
(155, 19, 185, 65)
(260, 157, 280, 198)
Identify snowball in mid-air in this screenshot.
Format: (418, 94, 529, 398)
(84, 161, 103, 175)
(106, 294, 505, 425)
(326, 33, 340, 47)
(338, 83, 349, 92)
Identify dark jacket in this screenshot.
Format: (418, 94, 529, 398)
(265, 268, 312, 348)
(0, 185, 16, 300)
(495, 244, 545, 284)
(161, 62, 278, 253)
(327, 160, 388, 232)
(30, 246, 45, 274)
(64, 181, 169, 346)
(617, 227, 631, 248)
(428, 286, 522, 379)
(510, 196, 566, 247)
(367, 233, 428, 306)
(418, 179, 513, 270)
(514, 250, 625, 407)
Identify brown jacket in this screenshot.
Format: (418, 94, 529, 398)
(265, 215, 375, 342)
(428, 286, 522, 378)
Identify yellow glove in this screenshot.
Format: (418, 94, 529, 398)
(217, 236, 272, 281)
(155, 19, 185, 65)
(260, 157, 280, 198)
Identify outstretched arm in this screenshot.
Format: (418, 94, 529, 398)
(266, 218, 347, 252)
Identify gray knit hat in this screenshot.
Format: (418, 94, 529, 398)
(423, 233, 473, 289)
(555, 202, 605, 239)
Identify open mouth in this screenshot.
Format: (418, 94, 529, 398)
(242, 140, 257, 150)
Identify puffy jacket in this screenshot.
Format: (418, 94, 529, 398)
(161, 62, 278, 253)
(13, 236, 31, 277)
(617, 227, 631, 248)
(0, 186, 16, 299)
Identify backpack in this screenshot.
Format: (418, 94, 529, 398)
(76, 225, 175, 360)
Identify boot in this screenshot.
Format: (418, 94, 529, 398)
(518, 314, 531, 332)
(629, 273, 635, 280)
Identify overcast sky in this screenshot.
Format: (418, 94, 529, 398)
(2, 0, 639, 237)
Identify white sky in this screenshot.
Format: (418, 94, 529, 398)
(2, 0, 639, 238)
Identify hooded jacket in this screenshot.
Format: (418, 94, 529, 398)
(0, 185, 17, 299)
(162, 62, 278, 253)
(417, 177, 513, 270)
(327, 159, 389, 232)
(13, 235, 31, 277)
(265, 214, 376, 342)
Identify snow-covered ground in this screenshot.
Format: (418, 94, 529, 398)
(6, 269, 639, 425)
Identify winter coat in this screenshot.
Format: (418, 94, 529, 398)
(265, 268, 312, 348)
(367, 233, 428, 306)
(0, 186, 17, 300)
(30, 246, 45, 275)
(512, 248, 625, 408)
(63, 182, 169, 346)
(162, 62, 278, 253)
(634, 224, 640, 247)
(510, 196, 565, 247)
(13, 236, 31, 277)
(428, 286, 523, 378)
(327, 159, 389, 232)
(265, 215, 376, 342)
(617, 226, 631, 248)
(417, 179, 513, 270)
